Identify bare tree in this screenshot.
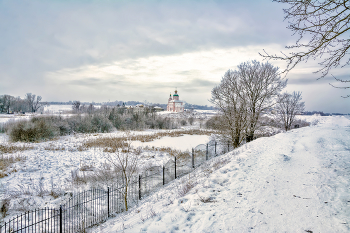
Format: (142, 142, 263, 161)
(275, 91, 305, 131)
(261, 0, 350, 96)
(210, 70, 248, 148)
(12, 96, 28, 113)
(26, 93, 45, 113)
(72, 100, 81, 112)
(237, 61, 287, 142)
(103, 144, 138, 211)
(211, 61, 286, 147)
(0, 95, 4, 113)
(2, 95, 14, 114)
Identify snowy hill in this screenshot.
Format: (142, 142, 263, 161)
(89, 116, 350, 232)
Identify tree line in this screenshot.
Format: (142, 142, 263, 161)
(0, 93, 47, 114)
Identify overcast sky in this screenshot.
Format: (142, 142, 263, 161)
(1, 0, 349, 113)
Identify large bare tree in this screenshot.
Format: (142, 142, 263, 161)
(275, 91, 305, 131)
(261, 0, 350, 96)
(2, 95, 14, 114)
(210, 70, 248, 148)
(26, 93, 44, 113)
(237, 61, 287, 142)
(211, 61, 286, 147)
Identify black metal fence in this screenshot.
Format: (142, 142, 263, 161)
(0, 140, 232, 233)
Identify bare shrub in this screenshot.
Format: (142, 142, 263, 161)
(8, 117, 58, 142)
(44, 144, 65, 151)
(181, 202, 191, 212)
(177, 175, 197, 197)
(196, 190, 215, 203)
(148, 205, 157, 218)
(0, 144, 33, 154)
(70, 169, 91, 186)
(211, 158, 230, 171)
(0, 198, 10, 218)
(79, 162, 95, 171)
(83, 137, 128, 151)
(0, 154, 26, 178)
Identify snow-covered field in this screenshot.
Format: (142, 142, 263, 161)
(1, 114, 349, 232)
(0, 126, 212, 224)
(131, 135, 210, 151)
(85, 115, 350, 232)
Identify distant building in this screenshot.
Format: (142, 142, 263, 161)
(153, 106, 163, 112)
(167, 89, 184, 112)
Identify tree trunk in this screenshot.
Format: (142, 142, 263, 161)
(124, 186, 128, 211)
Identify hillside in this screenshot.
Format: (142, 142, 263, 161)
(89, 116, 350, 232)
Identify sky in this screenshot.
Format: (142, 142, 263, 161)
(0, 0, 349, 113)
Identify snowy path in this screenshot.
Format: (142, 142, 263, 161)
(90, 116, 350, 232)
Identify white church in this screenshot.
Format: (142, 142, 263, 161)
(167, 89, 184, 112)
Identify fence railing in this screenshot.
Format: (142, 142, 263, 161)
(0, 140, 232, 233)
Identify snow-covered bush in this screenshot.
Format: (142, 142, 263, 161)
(7, 114, 114, 142)
(8, 117, 59, 142)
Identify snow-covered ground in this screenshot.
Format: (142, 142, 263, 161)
(86, 115, 350, 232)
(44, 104, 73, 113)
(44, 104, 102, 114)
(0, 128, 212, 223)
(1, 114, 349, 232)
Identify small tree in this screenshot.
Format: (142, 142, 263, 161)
(275, 91, 305, 131)
(104, 143, 138, 211)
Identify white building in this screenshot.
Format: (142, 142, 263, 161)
(167, 89, 184, 112)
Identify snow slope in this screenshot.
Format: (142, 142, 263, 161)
(89, 116, 350, 232)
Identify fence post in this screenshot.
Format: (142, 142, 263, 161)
(162, 166, 165, 185)
(139, 175, 141, 200)
(206, 143, 208, 160)
(215, 141, 217, 156)
(192, 148, 194, 168)
(174, 157, 177, 179)
(107, 187, 110, 217)
(59, 205, 62, 233)
(228, 142, 230, 152)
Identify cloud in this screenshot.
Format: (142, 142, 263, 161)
(0, 0, 349, 113)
